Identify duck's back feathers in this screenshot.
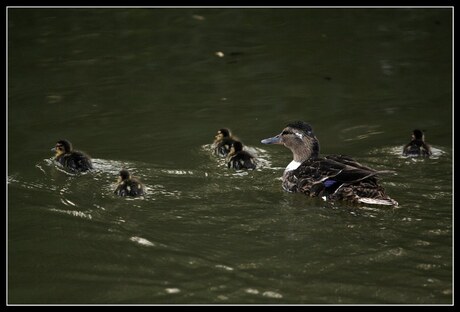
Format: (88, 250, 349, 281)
(403, 140, 432, 157)
(227, 151, 257, 170)
(402, 129, 432, 157)
(284, 155, 397, 206)
(114, 178, 144, 197)
(52, 140, 92, 173)
(56, 151, 93, 172)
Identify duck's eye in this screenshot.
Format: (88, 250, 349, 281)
(282, 130, 291, 135)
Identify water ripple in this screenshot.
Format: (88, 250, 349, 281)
(370, 145, 448, 159)
(49, 208, 93, 220)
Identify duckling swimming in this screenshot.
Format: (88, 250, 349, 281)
(403, 129, 432, 157)
(261, 121, 398, 206)
(212, 128, 236, 157)
(227, 141, 257, 170)
(51, 139, 93, 173)
(114, 169, 145, 197)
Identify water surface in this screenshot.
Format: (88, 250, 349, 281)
(8, 8, 452, 304)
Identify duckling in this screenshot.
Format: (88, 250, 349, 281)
(227, 141, 257, 170)
(403, 129, 432, 157)
(114, 169, 145, 197)
(261, 121, 398, 206)
(212, 128, 236, 157)
(51, 139, 93, 173)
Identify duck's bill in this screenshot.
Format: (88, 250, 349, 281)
(261, 135, 282, 144)
(51, 147, 56, 152)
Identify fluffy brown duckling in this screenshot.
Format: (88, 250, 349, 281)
(226, 141, 257, 170)
(114, 169, 145, 197)
(51, 139, 93, 173)
(402, 129, 432, 157)
(261, 121, 398, 206)
(212, 128, 236, 157)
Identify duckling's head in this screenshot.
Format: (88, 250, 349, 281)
(214, 128, 231, 142)
(412, 129, 424, 141)
(229, 140, 244, 156)
(261, 121, 320, 162)
(51, 139, 73, 157)
(118, 169, 131, 182)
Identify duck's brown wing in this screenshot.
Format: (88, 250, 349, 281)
(324, 154, 377, 172)
(292, 156, 382, 196)
(289, 155, 397, 205)
(306, 156, 379, 182)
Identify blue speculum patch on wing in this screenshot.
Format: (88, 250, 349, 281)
(323, 179, 337, 188)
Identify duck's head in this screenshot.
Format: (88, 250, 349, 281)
(412, 129, 425, 141)
(214, 128, 231, 143)
(118, 169, 131, 183)
(51, 139, 72, 157)
(261, 121, 320, 162)
(228, 140, 244, 157)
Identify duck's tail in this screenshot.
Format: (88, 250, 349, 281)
(375, 170, 398, 175)
(357, 197, 399, 206)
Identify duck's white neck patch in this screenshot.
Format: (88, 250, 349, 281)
(285, 160, 302, 172)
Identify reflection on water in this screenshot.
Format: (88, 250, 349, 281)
(49, 208, 93, 220)
(8, 8, 452, 304)
(340, 124, 385, 142)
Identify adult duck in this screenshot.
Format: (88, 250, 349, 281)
(261, 121, 398, 206)
(402, 129, 432, 157)
(51, 139, 93, 173)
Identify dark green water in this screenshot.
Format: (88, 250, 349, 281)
(8, 8, 452, 304)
